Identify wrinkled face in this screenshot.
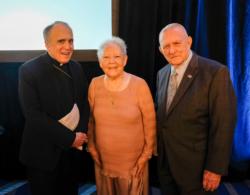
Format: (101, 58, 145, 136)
(159, 27, 192, 66)
(45, 24, 74, 64)
(99, 43, 127, 79)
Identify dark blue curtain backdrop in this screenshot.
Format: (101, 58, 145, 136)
(227, 0, 250, 161)
(182, 0, 250, 162)
(119, 0, 250, 165)
(185, 0, 209, 57)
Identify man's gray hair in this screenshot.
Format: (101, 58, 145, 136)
(158, 23, 188, 46)
(97, 36, 127, 60)
(43, 21, 72, 42)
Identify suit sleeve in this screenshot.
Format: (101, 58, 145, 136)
(205, 66, 237, 175)
(19, 65, 75, 149)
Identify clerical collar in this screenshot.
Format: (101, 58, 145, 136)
(47, 53, 68, 67)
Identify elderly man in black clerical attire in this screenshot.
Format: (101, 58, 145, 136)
(19, 21, 89, 195)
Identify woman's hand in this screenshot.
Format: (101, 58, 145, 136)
(93, 155, 101, 167)
(88, 148, 102, 167)
(132, 158, 147, 178)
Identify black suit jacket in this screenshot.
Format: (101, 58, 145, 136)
(156, 53, 237, 190)
(19, 53, 89, 171)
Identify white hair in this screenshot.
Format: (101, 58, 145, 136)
(97, 36, 127, 60)
(158, 23, 188, 46)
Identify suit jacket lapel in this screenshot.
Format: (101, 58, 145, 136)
(167, 54, 199, 116)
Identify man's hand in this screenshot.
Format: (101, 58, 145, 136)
(203, 170, 221, 192)
(72, 132, 88, 148)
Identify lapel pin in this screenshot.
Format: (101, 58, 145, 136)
(187, 74, 192, 79)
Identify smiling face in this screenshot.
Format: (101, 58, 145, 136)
(159, 26, 192, 67)
(45, 23, 74, 64)
(99, 43, 128, 79)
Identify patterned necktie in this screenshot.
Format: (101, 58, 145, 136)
(166, 68, 178, 111)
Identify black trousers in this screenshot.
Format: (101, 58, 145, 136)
(27, 149, 79, 195)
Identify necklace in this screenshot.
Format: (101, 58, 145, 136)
(53, 64, 72, 79)
(109, 92, 115, 106)
(104, 73, 131, 106)
(104, 73, 131, 91)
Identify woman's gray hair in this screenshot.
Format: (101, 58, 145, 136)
(43, 21, 72, 42)
(97, 36, 127, 60)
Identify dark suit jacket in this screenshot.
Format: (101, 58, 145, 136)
(156, 53, 237, 191)
(19, 53, 89, 171)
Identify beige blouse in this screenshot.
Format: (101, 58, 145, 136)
(88, 74, 156, 178)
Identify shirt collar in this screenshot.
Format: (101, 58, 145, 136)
(171, 50, 193, 75)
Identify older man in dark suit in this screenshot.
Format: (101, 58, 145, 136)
(19, 21, 89, 195)
(156, 23, 237, 195)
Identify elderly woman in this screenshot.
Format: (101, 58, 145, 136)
(87, 36, 156, 195)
